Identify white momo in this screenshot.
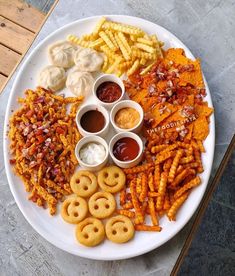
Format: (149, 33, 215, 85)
(74, 47, 104, 72)
(38, 65, 66, 91)
(66, 68, 94, 97)
(48, 41, 76, 68)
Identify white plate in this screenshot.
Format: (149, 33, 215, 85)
(3, 15, 215, 260)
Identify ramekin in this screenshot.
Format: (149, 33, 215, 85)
(76, 104, 109, 137)
(93, 74, 125, 109)
(110, 100, 144, 134)
(75, 135, 109, 171)
(109, 132, 144, 168)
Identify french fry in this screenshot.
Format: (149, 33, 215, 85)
(102, 21, 144, 36)
(170, 168, 195, 188)
(163, 158, 173, 172)
(127, 59, 140, 76)
(118, 32, 131, 54)
(135, 42, 156, 54)
(151, 144, 168, 154)
(99, 31, 116, 50)
(137, 37, 154, 46)
(130, 179, 144, 224)
(154, 164, 161, 191)
(114, 33, 130, 60)
(123, 202, 134, 209)
(140, 62, 155, 75)
(135, 225, 162, 232)
(123, 163, 153, 174)
(93, 16, 106, 35)
(139, 173, 148, 202)
(149, 197, 158, 225)
(197, 140, 205, 153)
(194, 148, 204, 173)
(179, 155, 194, 164)
(148, 172, 155, 192)
(117, 209, 135, 218)
(168, 150, 183, 182)
(155, 151, 176, 165)
(174, 176, 201, 199)
(120, 188, 126, 206)
(167, 192, 189, 221)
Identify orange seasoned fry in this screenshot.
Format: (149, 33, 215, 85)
(176, 165, 184, 174)
(130, 179, 144, 224)
(174, 176, 201, 199)
(179, 155, 194, 164)
(123, 202, 134, 209)
(168, 150, 183, 182)
(167, 192, 189, 221)
(194, 148, 204, 173)
(151, 144, 168, 154)
(123, 163, 153, 174)
(197, 140, 205, 153)
(120, 188, 126, 206)
(170, 168, 195, 188)
(148, 191, 159, 197)
(163, 192, 171, 211)
(158, 171, 168, 196)
(163, 158, 172, 172)
(154, 164, 161, 191)
(148, 197, 158, 225)
(139, 173, 148, 202)
(117, 209, 135, 218)
(148, 172, 155, 192)
(155, 151, 176, 165)
(183, 162, 199, 169)
(135, 225, 162, 232)
(136, 177, 142, 194)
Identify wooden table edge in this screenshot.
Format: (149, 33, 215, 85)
(170, 134, 235, 275)
(0, 0, 59, 95)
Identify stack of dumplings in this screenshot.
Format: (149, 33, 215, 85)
(38, 40, 104, 96)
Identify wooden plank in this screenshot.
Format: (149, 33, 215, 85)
(0, 16, 34, 54)
(0, 73, 7, 91)
(0, 44, 21, 76)
(0, 0, 45, 33)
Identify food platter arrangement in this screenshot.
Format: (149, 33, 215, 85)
(4, 15, 215, 260)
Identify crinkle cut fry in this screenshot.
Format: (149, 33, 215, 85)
(167, 192, 189, 221)
(123, 163, 153, 174)
(139, 173, 148, 202)
(168, 149, 183, 183)
(120, 188, 126, 206)
(174, 176, 201, 199)
(154, 164, 161, 191)
(130, 179, 144, 224)
(170, 168, 195, 188)
(155, 151, 176, 165)
(135, 225, 162, 232)
(148, 197, 158, 225)
(116, 209, 135, 218)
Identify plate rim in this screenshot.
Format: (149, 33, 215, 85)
(3, 14, 215, 260)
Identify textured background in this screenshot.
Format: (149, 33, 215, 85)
(1, 0, 235, 275)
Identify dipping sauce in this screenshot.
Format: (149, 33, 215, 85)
(115, 107, 140, 129)
(80, 142, 106, 165)
(96, 81, 122, 103)
(113, 137, 139, 161)
(80, 110, 105, 133)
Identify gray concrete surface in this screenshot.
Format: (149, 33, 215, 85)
(1, 1, 235, 275)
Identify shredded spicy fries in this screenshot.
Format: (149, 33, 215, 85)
(8, 87, 83, 215)
(117, 48, 214, 230)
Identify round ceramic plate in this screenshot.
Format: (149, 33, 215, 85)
(3, 15, 215, 260)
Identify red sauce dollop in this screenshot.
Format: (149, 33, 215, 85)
(96, 81, 122, 103)
(80, 110, 105, 133)
(113, 137, 139, 161)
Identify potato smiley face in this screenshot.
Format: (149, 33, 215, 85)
(61, 196, 88, 224)
(105, 215, 135, 243)
(70, 170, 98, 197)
(88, 191, 116, 219)
(97, 166, 126, 193)
(75, 217, 105, 247)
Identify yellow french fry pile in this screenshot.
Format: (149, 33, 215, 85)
(67, 17, 164, 76)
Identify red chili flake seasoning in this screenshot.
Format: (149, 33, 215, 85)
(96, 81, 122, 103)
(113, 137, 139, 161)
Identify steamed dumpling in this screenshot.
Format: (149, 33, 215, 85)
(66, 67, 94, 97)
(48, 41, 77, 68)
(74, 47, 104, 72)
(38, 65, 66, 91)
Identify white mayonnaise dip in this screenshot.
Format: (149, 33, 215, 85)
(79, 142, 106, 165)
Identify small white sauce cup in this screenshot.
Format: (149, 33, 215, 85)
(76, 104, 109, 137)
(110, 100, 144, 134)
(93, 74, 125, 109)
(75, 135, 109, 171)
(109, 132, 144, 168)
